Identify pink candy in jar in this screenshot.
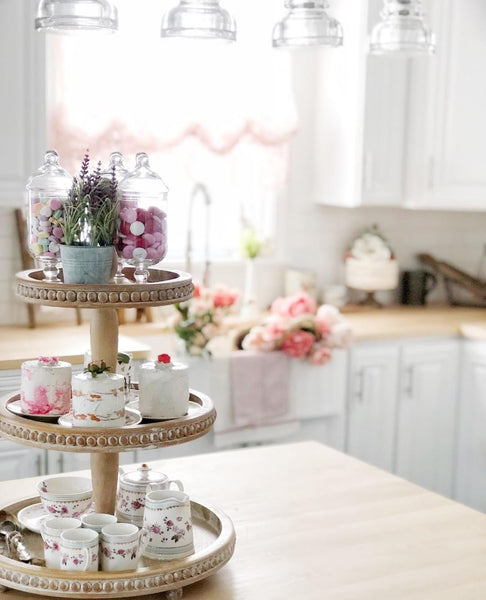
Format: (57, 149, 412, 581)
(116, 153, 168, 282)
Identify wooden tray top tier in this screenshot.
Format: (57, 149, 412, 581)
(0, 392, 216, 453)
(15, 268, 193, 309)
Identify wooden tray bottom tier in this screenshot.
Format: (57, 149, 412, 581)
(0, 496, 235, 599)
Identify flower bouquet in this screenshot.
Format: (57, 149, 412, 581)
(173, 284, 239, 357)
(241, 292, 353, 365)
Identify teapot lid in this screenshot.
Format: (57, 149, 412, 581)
(120, 463, 167, 487)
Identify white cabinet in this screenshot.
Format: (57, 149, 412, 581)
(0, 440, 45, 481)
(346, 341, 399, 470)
(455, 341, 486, 511)
(405, 0, 486, 210)
(362, 0, 409, 206)
(347, 338, 460, 495)
(395, 340, 459, 496)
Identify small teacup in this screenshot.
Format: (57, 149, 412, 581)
(81, 512, 117, 533)
(142, 490, 194, 560)
(100, 523, 146, 572)
(40, 517, 82, 569)
(60, 528, 99, 572)
(37, 476, 93, 519)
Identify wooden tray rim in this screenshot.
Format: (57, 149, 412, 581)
(0, 391, 216, 453)
(0, 495, 235, 598)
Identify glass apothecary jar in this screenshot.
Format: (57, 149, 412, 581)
(26, 150, 73, 281)
(101, 152, 129, 283)
(116, 152, 168, 282)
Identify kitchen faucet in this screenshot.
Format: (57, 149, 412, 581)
(185, 182, 211, 287)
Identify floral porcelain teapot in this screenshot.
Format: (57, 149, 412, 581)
(116, 463, 183, 525)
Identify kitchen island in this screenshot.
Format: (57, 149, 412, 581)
(1, 441, 486, 599)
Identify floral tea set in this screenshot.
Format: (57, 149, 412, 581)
(36, 463, 194, 572)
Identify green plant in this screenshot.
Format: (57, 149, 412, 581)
(84, 360, 111, 378)
(61, 152, 119, 246)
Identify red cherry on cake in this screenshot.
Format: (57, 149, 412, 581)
(157, 354, 171, 364)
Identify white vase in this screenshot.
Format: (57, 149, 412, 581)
(241, 258, 258, 318)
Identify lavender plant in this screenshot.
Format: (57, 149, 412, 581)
(61, 152, 119, 247)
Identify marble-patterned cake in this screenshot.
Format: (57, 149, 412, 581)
(20, 357, 72, 415)
(72, 363, 125, 427)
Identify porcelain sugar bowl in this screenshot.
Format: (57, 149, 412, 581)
(116, 463, 183, 525)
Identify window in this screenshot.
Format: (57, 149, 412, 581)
(46, 0, 297, 262)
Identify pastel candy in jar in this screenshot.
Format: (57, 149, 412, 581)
(20, 357, 72, 415)
(138, 354, 189, 419)
(26, 150, 72, 281)
(116, 152, 168, 282)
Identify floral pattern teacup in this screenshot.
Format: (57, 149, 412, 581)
(59, 528, 99, 572)
(142, 489, 194, 560)
(40, 517, 82, 569)
(100, 523, 146, 572)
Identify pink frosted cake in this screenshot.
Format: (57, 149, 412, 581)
(20, 357, 72, 415)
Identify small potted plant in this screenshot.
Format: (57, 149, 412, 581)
(58, 152, 119, 284)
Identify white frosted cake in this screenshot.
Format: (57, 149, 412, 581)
(344, 226, 399, 292)
(138, 354, 189, 419)
(20, 357, 72, 415)
(345, 257, 399, 291)
(72, 365, 125, 427)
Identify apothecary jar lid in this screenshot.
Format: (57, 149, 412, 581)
(119, 463, 167, 488)
(26, 150, 72, 193)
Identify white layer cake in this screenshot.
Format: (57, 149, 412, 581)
(20, 358, 72, 415)
(345, 257, 399, 292)
(72, 371, 125, 427)
(138, 358, 189, 419)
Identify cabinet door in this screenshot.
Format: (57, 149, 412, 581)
(405, 0, 486, 210)
(396, 340, 459, 496)
(346, 342, 399, 471)
(455, 342, 486, 510)
(362, 0, 408, 206)
(47, 451, 137, 474)
(0, 441, 45, 480)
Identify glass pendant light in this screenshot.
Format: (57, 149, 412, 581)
(272, 0, 343, 49)
(35, 0, 118, 33)
(160, 1, 236, 42)
(369, 0, 435, 56)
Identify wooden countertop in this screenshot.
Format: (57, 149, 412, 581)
(3, 441, 486, 599)
(1, 305, 486, 371)
(0, 322, 151, 370)
(342, 304, 486, 341)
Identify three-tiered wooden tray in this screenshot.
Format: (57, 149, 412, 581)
(0, 268, 235, 599)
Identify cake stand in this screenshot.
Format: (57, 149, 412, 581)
(0, 268, 236, 599)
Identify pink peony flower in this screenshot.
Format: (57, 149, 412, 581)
(271, 292, 317, 319)
(307, 343, 332, 366)
(281, 330, 316, 358)
(316, 304, 342, 337)
(242, 327, 276, 353)
(261, 319, 287, 344)
(212, 286, 239, 308)
(326, 321, 354, 349)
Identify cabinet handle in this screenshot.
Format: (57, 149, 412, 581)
(363, 153, 373, 191)
(355, 369, 364, 402)
(57, 454, 64, 472)
(405, 367, 414, 397)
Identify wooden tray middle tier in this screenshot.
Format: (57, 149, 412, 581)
(0, 391, 216, 453)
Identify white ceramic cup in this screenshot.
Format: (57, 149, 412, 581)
(37, 476, 93, 519)
(59, 528, 99, 572)
(81, 512, 117, 533)
(100, 523, 146, 572)
(40, 517, 82, 569)
(142, 489, 194, 560)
